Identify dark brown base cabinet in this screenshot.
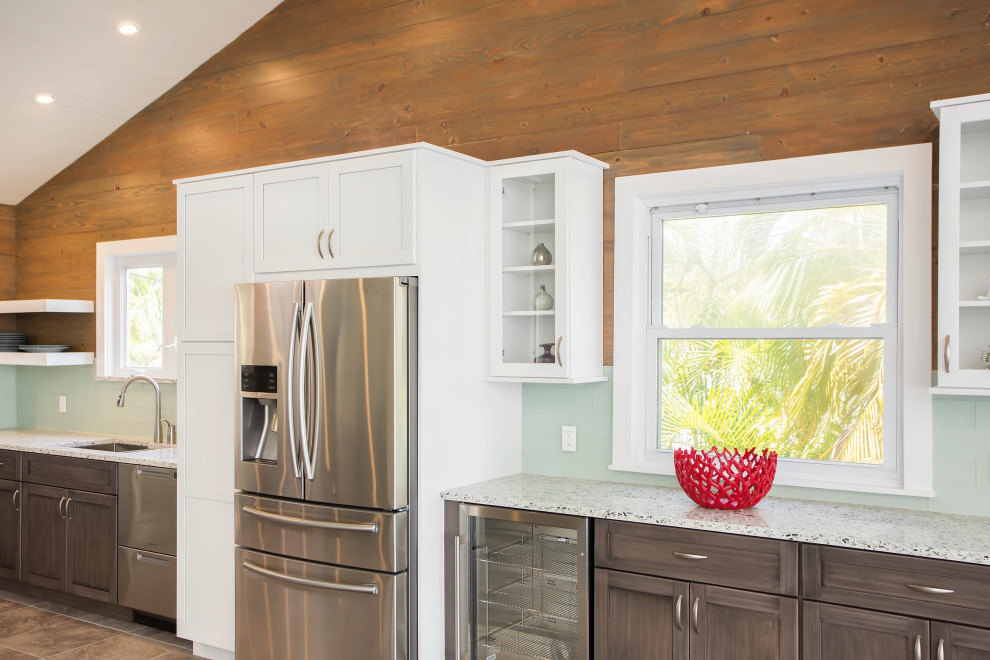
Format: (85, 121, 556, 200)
(12, 454, 118, 605)
(933, 623, 990, 659)
(0, 478, 20, 580)
(804, 602, 930, 660)
(595, 569, 797, 660)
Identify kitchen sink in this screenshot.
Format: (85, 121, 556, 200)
(80, 442, 149, 453)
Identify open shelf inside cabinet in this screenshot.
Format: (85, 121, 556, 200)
(956, 306, 990, 371)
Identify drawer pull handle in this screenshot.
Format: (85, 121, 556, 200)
(906, 584, 954, 595)
(673, 551, 708, 561)
(243, 505, 379, 533)
(914, 635, 922, 660)
(243, 560, 378, 595)
(136, 468, 173, 479)
(136, 552, 172, 566)
(674, 594, 683, 631)
(691, 597, 700, 633)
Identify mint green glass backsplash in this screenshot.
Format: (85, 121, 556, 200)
(522, 368, 990, 517)
(11, 365, 176, 440)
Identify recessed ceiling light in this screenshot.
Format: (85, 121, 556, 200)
(34, 93, 55, 105)
(116, 21, 140, 36)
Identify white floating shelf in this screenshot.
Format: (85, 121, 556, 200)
(0, 299, 94, 314)
(959, 300, 990, 307)
(503, 310, 555, 316)
(0, 352, 94, 366)
(959, 241, 990, 254)
(502, 265, 556, 273)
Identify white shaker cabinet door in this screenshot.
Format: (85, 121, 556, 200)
(177, 175, 253, 342)
(327, 150, 416, 268)
(177, 343, 236, 651)
(254, 163, 330, 274)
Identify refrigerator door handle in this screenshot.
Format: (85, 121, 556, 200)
(286, 302, 301, 478)
(298, 302, 315, 480)
(242, 505, 379, 533)
(242, 560, 379, 595)
(306, 299, 322, 479)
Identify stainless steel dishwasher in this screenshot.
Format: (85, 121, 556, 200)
(118, 463, 177, 619)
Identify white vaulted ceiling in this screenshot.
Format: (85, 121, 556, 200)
(0, 0, 282, 205)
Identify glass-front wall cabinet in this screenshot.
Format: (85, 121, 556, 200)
(488, 153, 607, 383)
(933, 94, 990, 389)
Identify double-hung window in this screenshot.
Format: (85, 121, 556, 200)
(612, 145, 933, 494)
(96, 236, 178, 380)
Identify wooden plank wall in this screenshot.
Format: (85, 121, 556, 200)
(14, 0, 990, 359)
(0, 205, 14, 333)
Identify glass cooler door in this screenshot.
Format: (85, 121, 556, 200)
(448, 503, 589, 660)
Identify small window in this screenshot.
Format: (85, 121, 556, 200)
(96, 237, 177, 380)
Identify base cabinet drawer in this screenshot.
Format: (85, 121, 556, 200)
(0, 450, 19, 481)
(118, 547, 176, 619)
(803, 545, 990, 627)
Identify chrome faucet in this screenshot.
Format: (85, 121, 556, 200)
(116, 375, 176, 445)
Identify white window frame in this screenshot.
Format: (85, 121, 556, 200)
(612, 144, 933, 495)
(96, 236, 178, 380)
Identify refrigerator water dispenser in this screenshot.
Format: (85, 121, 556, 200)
(240, 365, 278, 463)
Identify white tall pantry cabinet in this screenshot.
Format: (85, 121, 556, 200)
(174, 144, 522, 659)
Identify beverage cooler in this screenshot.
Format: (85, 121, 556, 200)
(445, 502, 590, 660)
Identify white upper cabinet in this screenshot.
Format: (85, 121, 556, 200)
(932, 93, 990, 391)
(487, 152, 608, 383)
(253, 163, 330, 274)
(253, 151, 416, 274)
(177, 174, 253, 342)
(328, 150, 416, 268)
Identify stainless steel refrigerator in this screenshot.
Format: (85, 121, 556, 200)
(234, 277, 417, 660)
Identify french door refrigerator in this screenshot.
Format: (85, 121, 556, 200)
(234, 277, 417, 660)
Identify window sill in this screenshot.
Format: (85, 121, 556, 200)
(93, 374, 177, 384)
(608, 462, 935, 498)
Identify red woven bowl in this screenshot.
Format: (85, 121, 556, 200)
(673, 447, 778, 510)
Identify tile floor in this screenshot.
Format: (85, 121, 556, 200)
(0, 591, 199, 659)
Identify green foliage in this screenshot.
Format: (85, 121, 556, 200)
(659, 205, 886, 465)
(125, 267, 163, 369)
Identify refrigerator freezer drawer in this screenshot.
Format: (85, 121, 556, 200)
(235, 493, 408, 572)
(236, 548, 407, 660)
(117, 547, 176, 619)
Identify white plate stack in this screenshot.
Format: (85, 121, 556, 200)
(0, 333, 27, 352)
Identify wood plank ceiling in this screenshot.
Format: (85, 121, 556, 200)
(12, 0, 990, 361)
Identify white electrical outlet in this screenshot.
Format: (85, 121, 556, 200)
(561, 425, 577, 452)
(58, 395, 67, 414)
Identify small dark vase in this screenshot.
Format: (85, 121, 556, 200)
(534, 343, 555, 363)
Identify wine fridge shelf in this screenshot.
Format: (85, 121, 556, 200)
(480, 613, 578, 660)
(481, 535, 579, 577)
(480, 574, 579, 620)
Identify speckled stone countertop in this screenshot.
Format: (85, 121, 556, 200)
(0, 429, 177, 468)
(441, 473, 990, 566)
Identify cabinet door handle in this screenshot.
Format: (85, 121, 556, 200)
(673, 551, 708, 561)
(327, 228, 335, 258)
(906, 584, 954, 595)
(914, 635, 922, 660)
(557, 335, 563, 367)
(674, 594, 683, 631)
(944, 334, 951, 373)
(11, 488, 18, 511)
(66, 498, 73, 519)
(937, 639, 945, 660)
(691, 597, 700, 634)
(317, 229, 325, 259)
(58, 496, 66, 519)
